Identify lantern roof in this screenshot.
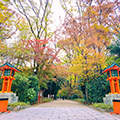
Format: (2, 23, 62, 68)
(0, 62, 21, 72)
(102, 63, 120, 73)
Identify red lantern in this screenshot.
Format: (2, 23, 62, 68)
(0, 62, 21, 93)
(102, 63, 120, 94)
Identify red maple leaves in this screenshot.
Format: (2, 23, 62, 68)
(22, 38, 60, 64)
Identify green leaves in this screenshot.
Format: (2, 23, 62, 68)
(27, 88, 36, 101)
(92, 103, 113, 111)
(84, 74, 110, 103)
(11, 74, 39, 104)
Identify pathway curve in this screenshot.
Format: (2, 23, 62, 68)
(0, 99, 120, 120)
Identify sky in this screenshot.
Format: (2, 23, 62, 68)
(51, 0, 65, 31)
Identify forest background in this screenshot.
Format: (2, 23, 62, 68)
(0, 0, 120, 104)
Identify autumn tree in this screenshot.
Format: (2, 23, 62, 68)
(8, 0, 54, 74)
(0, 0, 29, 64)
(107, 25, 120, 64)
(1, 0, 63, 91)
(57, 16, 110, 98)
(56, 0, 119, 101)
(10, 0, 53, 39)
(0, 0, 23, 41)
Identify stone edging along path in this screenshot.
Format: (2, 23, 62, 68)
(89, 105, 113, 113)
(73, 99, 113, 113)
(7, 105, 30, 112)
(6, 100, 52, 112)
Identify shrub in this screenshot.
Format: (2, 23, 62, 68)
(68, 96, 71, 99)
(57, 88, 69, 99)
(80, 74, 110, 103)
(57, 86, 84, 100)
(74, 98, 87, 103)
(72, 89, 83, 98)
(92, 103, 113, 110)
(11, 74, 39, 104)
(42, 98, 53, 102)
(28, 76, 39, 101)
(71, 94, 78, 100)
(27, 88, 36, 104)
(8, 102, 30, 108)
(12, 74, 29, 102)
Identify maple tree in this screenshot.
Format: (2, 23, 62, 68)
(57, 15, 110, 88)
(8, 0, 54, 74)
(44, 64, 69, 81)
(22, 38, 60, 73)
(7, 38, 60, 81)
(25, 38, 61, 90)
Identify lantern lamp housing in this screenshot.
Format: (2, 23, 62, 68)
(102, 63, 120, 94)
(0, 62, 21, 93)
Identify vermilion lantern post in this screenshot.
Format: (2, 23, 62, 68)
(102, 63, 120, 94)
(102, 63, 120, 114)
(0, 62, 20, 113)
(0, 62, 21, 93)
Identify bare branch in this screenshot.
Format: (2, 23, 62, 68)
(18, 0, 37, 39)
(37, 0, 49, 38)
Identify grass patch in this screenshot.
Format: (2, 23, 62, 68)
(8, 102, 30, 108)
(92, 103, 113, 111)
(74, 98, 87, 104)
(74, 99, 113, 112)
(42, 98, 53, 102)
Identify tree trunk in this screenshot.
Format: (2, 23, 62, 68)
(70, 75, 72, 89)
(74, 74, 77, 88)
(85, 84, 88, 102)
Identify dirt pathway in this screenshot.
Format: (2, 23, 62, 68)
(33, 99, 87, 107)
